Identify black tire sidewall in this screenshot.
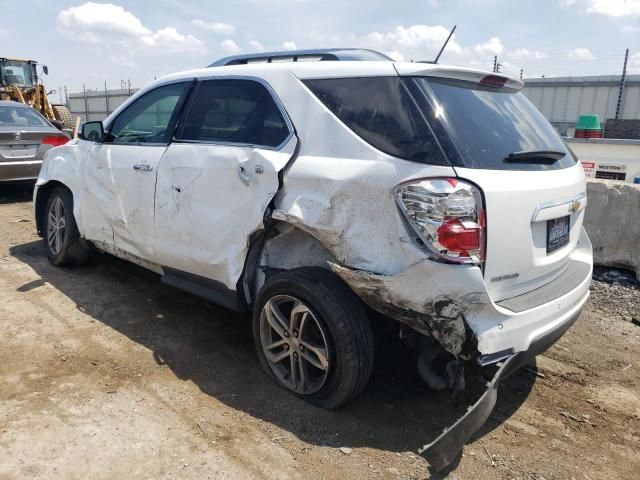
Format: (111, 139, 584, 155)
(44, 187, 82, 266)
(253, 268, 371, 408)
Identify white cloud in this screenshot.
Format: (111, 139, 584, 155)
(560, 0, 640, 16)
(366, 25, 462, 55)
(568, 47, 595, 59)
(220, 39, 241, 54)
(57, 2, 205, 55)
(473, 37, 504, 56)
(281, 41, 297, 50)
(507, 48, 547, 59)
(623, 24, 640, 31)
(191, 19, 236, 35)
(142, 27, 204, 53)
(248, 40, 265, 51)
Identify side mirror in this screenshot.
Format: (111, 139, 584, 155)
(79, 121, 104, 141)
(42, 65, 49, 75)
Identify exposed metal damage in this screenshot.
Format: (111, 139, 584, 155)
(329, 262, 481, 357)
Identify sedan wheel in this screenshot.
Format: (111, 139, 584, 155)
(259, 294, 330, 395)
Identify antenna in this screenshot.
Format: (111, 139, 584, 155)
(434, 25, 457, 64)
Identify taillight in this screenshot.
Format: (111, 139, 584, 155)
(42, 135, 68, 147)
(395, 178, 485, 264)
(479, 75, 507, 88)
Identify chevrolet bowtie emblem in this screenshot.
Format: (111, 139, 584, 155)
(569, 199, 581, 213)
(14, 132, 21, 141)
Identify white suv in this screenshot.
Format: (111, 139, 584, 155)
(34, 49, 592, 467)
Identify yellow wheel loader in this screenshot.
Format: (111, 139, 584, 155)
(0, 57, 72, 130)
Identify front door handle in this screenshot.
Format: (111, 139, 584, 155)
(133, 163, 153, 172)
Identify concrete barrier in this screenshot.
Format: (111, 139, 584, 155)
(585, 179, 640, 279)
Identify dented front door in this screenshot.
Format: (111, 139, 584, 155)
(80, 81, 191, 261)
(81, 143, 167, 259)
(153, 137, 296, 290)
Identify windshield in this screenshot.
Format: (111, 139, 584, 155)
(0, 60, 36, 87)
(0, 105, 50, 127)
(405, 77, 575, 171)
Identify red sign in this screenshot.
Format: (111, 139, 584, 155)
(581, 161, 595, 178)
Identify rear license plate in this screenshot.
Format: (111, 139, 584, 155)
(547, 216, 570, 253)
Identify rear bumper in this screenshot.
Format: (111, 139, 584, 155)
(0, 160, 42, 182)
(331, 226, 592, 358)
(421, 305, 581, 470)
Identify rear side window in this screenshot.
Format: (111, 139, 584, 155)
(304, 77, 448, 165)
(406, 78, 575, 170)
(180, 79, 290, 148)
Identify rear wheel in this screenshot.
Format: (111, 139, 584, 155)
(44, 187, 89, 266)
(52, 105, 73, 129)
(253, 268, 375, 409)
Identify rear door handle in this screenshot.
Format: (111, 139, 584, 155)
(133, 163, 153, 172)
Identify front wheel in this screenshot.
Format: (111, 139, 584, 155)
(44, 187, 90, 266)
(253, 268, 375, 409)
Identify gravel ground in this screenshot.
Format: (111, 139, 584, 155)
(1, 183, 639, 480)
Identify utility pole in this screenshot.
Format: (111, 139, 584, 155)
(615, 48, 629, 120)
(104, 81, 110, 116)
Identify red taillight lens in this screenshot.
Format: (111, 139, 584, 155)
(437, 218, 482, 257)
(42, 135, 68, 147)
(396, 178, 485, 264)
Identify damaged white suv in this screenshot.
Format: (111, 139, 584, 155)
(34, 48, 592, 467)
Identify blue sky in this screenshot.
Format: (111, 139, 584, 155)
(2, 0, 638, 96)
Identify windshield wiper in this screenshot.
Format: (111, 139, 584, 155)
(505, 150, 565, 162)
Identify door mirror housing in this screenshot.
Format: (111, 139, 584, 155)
(79, 121, 104, 141)
(42, 65, 49, 76)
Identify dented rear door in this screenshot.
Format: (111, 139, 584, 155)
(153, 78, 296, 290)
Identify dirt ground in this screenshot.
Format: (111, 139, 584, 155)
(1, 183, 639, 480)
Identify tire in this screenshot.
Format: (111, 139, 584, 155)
(253, 267, 375, 409)
(52, 105, 73, 129)
(43, 186, 90, 266)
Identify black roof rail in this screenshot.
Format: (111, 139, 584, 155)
(208, 48, 392, 67)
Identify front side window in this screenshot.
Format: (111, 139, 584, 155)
(180, 79, 290, 148)
(108, 82, 188, 144)
(303, 77, 448, 165)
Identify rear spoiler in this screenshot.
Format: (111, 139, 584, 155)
(394, 64, 524, 90)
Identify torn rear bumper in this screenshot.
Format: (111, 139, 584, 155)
(420, 307, 581, 470)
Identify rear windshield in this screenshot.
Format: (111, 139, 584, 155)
(0, 105, 50, 127)
(304, 76, 574, 171)
(304, 77, 448, 166)
(405, 78, 575, 170)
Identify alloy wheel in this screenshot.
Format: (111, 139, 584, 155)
(259, 295, 331, 395)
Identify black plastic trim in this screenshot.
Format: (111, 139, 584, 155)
(161, 267, 247, 312)
(422, 307, 582, 470)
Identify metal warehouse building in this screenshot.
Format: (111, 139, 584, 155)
(522, 75, 640, 134)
